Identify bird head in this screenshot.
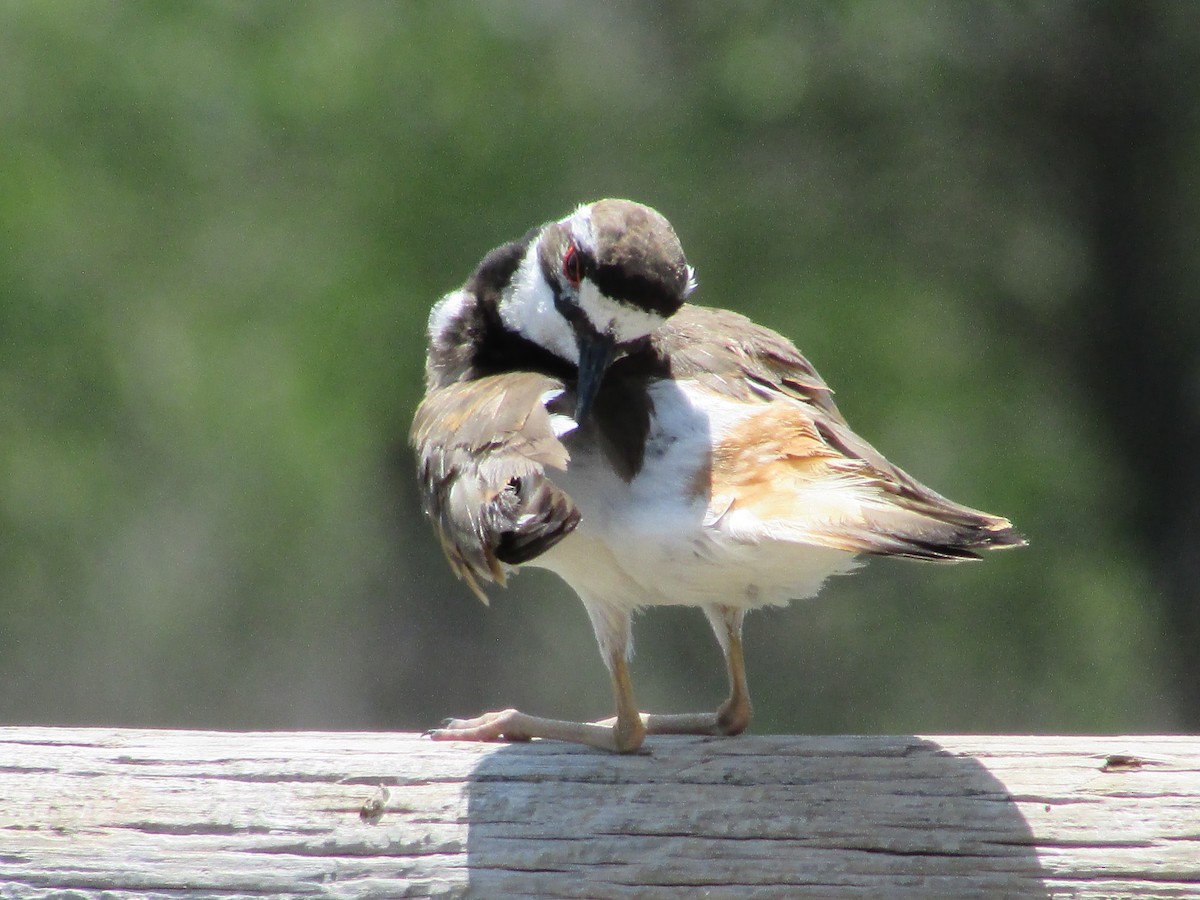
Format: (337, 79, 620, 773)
(498, 199, 695, 422)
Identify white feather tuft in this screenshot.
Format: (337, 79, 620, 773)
(539, 388, 578, 437)
(427, 289, 470, 342)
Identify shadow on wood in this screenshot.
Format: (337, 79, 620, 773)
(462, 735, 1050, 898)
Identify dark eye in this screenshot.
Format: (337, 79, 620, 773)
(562, 244, 583, 286)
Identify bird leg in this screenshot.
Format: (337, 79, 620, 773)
(428, 605, 752, 750)
(590, 605, 752, 737)
(427, 640, 647, 753)
(627, 604, 753, 737)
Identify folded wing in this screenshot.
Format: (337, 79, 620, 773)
(656, 306, 1026, 560)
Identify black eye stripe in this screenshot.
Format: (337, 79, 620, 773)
(590, 264, 682, 318)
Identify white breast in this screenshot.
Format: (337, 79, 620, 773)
(534, 379, 858, 616)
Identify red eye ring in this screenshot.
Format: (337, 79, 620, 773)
(562, 243, 583, 287)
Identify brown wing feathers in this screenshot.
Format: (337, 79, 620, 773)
(807, 410, 1025, 560)
(411, 372, 580, 601)
(658, 305, 1025, 561)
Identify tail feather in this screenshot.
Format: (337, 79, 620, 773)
(853, 502, 1027, 562)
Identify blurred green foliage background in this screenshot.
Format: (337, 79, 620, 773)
(2, 1, 1197, 736)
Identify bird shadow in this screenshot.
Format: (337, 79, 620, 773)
(462, 734, 1051, 898)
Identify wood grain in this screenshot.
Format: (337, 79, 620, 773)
(0, 728, 1197, 898)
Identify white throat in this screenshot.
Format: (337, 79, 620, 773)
(498, 241, 580, 364)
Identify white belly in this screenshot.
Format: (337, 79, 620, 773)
(534, 379, 858, 613)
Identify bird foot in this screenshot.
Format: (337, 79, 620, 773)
(427, 709, 533, 743)
(427, 708, 646, 753)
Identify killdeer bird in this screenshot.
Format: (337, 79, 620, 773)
(412, 199, 1024, 753)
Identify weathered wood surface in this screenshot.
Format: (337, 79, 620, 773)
(0, 728, 1197, 898)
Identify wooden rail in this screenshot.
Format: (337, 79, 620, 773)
(0, 727, 1197, 897)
